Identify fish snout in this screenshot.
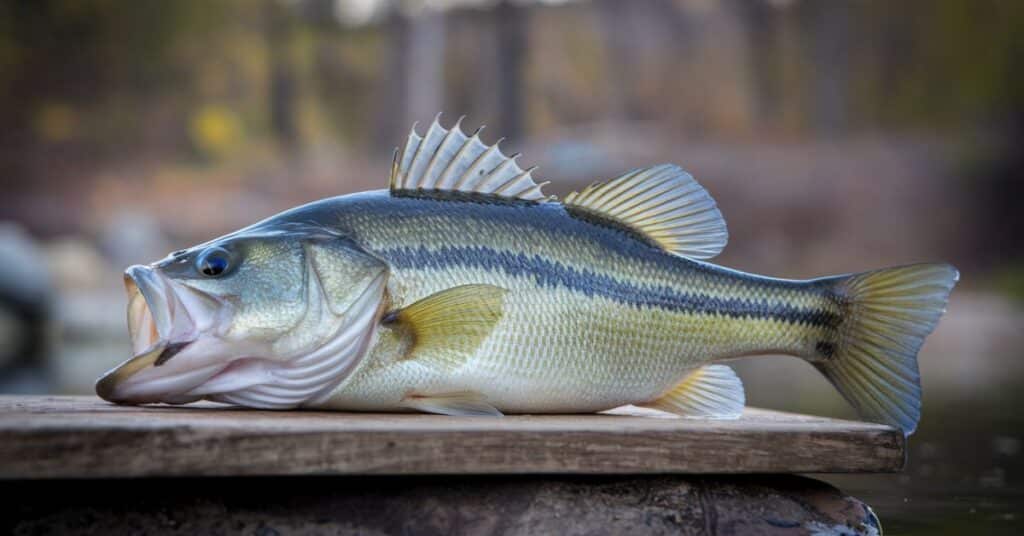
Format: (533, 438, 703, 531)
(98, 265, 208, 405)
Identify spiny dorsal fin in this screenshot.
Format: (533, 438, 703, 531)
(640, 364, 745, 419)
(383, 284, 508, 372)
(390, 115, 551, 203)
(563, 164, 728, 259)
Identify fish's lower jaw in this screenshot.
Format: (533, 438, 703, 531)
(96, 359, 228, 405)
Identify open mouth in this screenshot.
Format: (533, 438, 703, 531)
(96, 261, 387, 409)
(125, 265, 173, 356)
(95, 265, 203, 404)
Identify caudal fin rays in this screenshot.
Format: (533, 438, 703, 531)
(815, 263, 958, 435)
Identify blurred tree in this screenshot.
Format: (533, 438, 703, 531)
(493, 0, 527, 142)
(266, 0, 301, 152)
(373, 1, 445, 153)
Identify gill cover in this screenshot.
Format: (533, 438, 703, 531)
(206, 239, 388, 408)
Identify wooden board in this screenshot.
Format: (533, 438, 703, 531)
(0, 395, 904, 479)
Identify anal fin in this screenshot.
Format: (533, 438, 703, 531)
(402, 391, 504, 417)
(640, 364, 745, 419)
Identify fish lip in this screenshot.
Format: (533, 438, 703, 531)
(125, 265, 174, 345)
(95, 343, 164, 403)
(96, 265, 198, 404)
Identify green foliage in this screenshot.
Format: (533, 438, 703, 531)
(856, 0, 1024, 129)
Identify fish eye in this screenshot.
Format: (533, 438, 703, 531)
(196, 247, 232, 277)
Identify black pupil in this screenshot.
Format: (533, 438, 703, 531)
(201, 252, 228, 276)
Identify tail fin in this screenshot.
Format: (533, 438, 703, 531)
(816, 263, 958, 436)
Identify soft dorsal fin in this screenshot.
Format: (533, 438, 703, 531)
(563, 164, 728, 259)
(383, 284, 508, 372)
(390, 115, 551, 203)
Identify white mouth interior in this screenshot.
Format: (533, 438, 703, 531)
(127, 284, 161, 356)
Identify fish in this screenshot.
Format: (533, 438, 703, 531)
(96, 116, 958, 435)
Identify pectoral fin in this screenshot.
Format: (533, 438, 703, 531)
(384, 284, 508, 372)
(640, 364, 745, 419)
(402, 391, 504, 417)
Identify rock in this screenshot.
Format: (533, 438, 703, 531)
(5, 475, 880, 535)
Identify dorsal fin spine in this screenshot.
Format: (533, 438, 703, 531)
(522, 181, 550, 200)
(458, 143, 501, 190)
(406, 120, 443, 190)
(391, 116, 550, 202)
(494, 166, 537, 196)
(421, 120, 462, 189)
(389, 148, 400, 191)
(437, 122, 475, 189)
(396, 121, 421, 190)
(449, 130, 485, 190)
(481, 154, 518, 191)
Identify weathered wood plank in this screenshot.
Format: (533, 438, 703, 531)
(0, 395, 904, 478)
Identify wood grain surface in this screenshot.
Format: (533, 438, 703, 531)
(0, 395, 905, 478)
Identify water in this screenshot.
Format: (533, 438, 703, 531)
(826, 399, 1024, 535)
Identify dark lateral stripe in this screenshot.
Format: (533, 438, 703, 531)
(381, 245, 841, 328)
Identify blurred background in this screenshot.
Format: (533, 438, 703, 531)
(0, 0, 1022, 531)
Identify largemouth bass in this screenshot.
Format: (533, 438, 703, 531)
(96, 117, 958, 435)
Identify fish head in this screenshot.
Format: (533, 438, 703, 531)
(96, 225, 387, 408)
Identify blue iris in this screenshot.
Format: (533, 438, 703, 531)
(197, 247, 231, 277)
